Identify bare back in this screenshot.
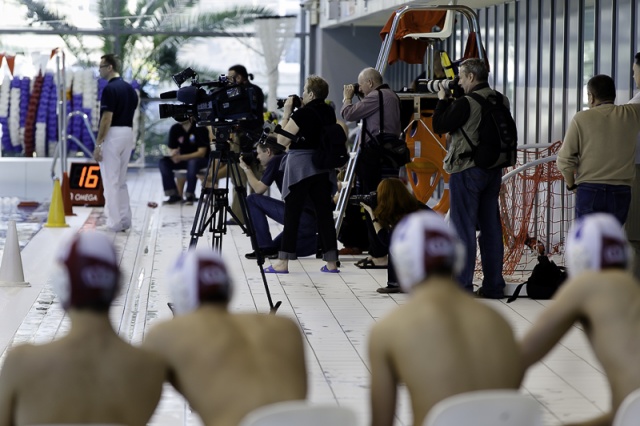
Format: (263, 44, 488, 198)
(143, 307, 307, 426)
(0, 327, 166, 426)
(369, 279, 523, 426)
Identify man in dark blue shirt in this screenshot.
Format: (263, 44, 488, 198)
(93, 54, 139, 232)
(159, 119, 211, 205)
(239, 137, 317, 259)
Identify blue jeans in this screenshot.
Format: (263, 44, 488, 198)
(159, 156, 208, 196)
(246, 193, 317, 257)
(449, 167, 505, 295)
(576, 183, 631, 225)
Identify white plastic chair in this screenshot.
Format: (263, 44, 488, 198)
(423, 389, 543, 426)
(613, 388, 640, 426)
(403, 9, 454, 41)
(238, 400, 358, 426)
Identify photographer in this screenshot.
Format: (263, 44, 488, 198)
(432, 58, 507, 299)
(341, 67, 402, 194)
(239, 136, 317, 259)
(359, 178, 428, 293)
(226, 64, 265, 225)
(266, 75, 339, 274)
(159, 118, 210, 205)
(342, 68, 402, 265)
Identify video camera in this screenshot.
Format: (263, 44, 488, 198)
(158, 67, 259, 128)
(416, 77, 462, 96)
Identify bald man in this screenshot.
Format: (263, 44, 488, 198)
(0, 232, 166, 426)
(342, 67, 403, 267)
(521, 213, 640, 426)
(342, 67, 402, 194)
(143, 249, 307, 426)
(368, 211, 523, 426)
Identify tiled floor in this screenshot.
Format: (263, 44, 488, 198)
(0, 169, 609, 425)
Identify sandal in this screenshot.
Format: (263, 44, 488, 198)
(264, 265, 289, 274)
(355, 258, 387, 269)
(321, 265, 340, 273)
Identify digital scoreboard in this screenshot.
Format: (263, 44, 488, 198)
(68, 162, 105, 206)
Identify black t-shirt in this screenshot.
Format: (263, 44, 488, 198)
(236, 82, 265, 136)
(290, 99, 336, 150)
(100, 77, 139, 127)
(260, 153, 285, 193)
(168, 123, 211, 156)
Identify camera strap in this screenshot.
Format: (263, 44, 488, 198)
(273, 124, 301, 144)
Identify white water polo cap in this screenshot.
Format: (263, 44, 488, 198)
(566, 213, 630, 278)
(51, 231, 119, 311)
(168, 248, 232, 315)
(390, 210, 464, 293)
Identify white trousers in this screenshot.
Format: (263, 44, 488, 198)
(99, 127, 134, 230)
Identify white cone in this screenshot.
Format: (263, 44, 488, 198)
(0, 220, 29, 287)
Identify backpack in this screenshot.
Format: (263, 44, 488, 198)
(507, 256, 568, 303)
(310, 111, 349, 169)
(461, 91, 518, 169)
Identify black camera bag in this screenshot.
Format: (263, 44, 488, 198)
(507, 255, 567, 303)
(362, 88, 410, 169)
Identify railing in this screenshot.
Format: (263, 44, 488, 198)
(50, 111, 96, 180)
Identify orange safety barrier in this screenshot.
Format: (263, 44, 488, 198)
(404, 111, 450, 215)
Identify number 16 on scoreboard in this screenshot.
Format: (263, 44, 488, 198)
(68, 163, 105, 206)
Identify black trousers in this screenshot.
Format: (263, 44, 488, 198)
(281, 173, 338, 261)
(356, 146, 383, 194)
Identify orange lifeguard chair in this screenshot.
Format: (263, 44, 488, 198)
(403, 105, 450, 214)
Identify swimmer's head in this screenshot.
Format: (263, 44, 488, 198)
(51, 232, 120, 311)
(168, 248, 232, 314)
(566, 213, 631, 278)
(390, 210, 464, 293)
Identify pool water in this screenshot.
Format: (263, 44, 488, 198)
(0, 198, 49, 253)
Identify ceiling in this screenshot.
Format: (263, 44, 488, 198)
(327, 0, 515, 28)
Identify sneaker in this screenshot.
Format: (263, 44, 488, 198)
(184, 195, 196, 206)
(245, 249, 279, 259)
(164, 195, 182, 205)
(377, 285, 402, 294)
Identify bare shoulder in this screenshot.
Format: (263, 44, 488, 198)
(1, 344, 33, 376)
(557, 271, 625, 301)
(143, 317, 186, 350)
(0, 343, 57, 385)
(238, 313, 299, 329)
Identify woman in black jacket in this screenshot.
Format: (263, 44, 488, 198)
(360, 178, 429, 293)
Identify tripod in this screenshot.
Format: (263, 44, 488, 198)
(189, 125, 282, 313)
